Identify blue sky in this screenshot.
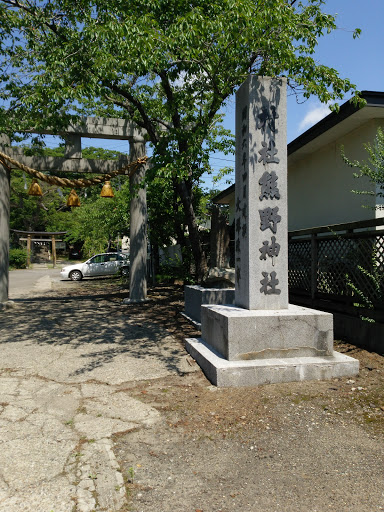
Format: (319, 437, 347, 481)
(287, 0, 384, 139)
(206, 0, 384, 189)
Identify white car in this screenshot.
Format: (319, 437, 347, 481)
(60, 253, 130, 281)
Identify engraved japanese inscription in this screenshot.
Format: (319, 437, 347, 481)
(256, 95, 282, 296)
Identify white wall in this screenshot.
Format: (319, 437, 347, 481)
(288, 119, 384, 231)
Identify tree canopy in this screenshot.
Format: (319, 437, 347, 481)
(0, 0, 364, 280)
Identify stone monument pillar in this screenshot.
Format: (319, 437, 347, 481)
(0, 135, 11, 304)
(186, 76, 359, 387)
(235, 77, 288, 310)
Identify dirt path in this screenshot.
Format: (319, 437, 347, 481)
(89, 282, 383, 512)
(114, 349, 384, 512)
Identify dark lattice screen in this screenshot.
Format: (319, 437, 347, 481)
(289, 231, 384, 302)
(317, 238, 353, 295)
(288, 240, 311, 291)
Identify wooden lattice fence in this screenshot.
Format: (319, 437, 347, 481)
(226, 218, 384, 349)
(288, 218, 384, 351)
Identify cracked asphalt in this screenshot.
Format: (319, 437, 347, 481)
(0, 269, 196, 511)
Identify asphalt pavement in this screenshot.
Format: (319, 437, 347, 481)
(0, 269, 196, 511)
(9, 264, 62, 298)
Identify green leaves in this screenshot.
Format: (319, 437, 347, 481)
(342, 127, 384, 205)
(67, 188, 130, 257)
(0, 0, 363, 143)
(1, 0, 364, 278)
(353, 28, 362, 40)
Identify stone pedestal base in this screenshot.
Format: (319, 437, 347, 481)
(123, 298, 149, 304)
(185, 337, 360, 387)
(184, 285, 235, 325)
(185, 304, 359, 387)
(201, 304, 335, 361)
(0, 300, 15, 311)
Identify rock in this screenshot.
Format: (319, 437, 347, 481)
(202, 267, 235, 288)
(0, 301, 17, 311)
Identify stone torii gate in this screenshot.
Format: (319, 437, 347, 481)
(12, 229, 68, 268)
(0, 117, 148, 304)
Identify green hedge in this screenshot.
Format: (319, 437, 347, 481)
(9, 248, 28, 269)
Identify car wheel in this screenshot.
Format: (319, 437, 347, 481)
(121, 267, 129, 277)
(69, 270, 83, 281)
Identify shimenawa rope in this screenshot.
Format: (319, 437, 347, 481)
(0, 150, 148, 188)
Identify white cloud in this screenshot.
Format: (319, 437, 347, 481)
(172, 70, 187, 88)
(299, 103, 332, 132)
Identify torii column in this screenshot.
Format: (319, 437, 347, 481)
(125, 138, 148, 303)
(0, 136, 10, 304)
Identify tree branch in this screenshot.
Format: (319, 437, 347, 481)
(158, 70, 182, 130)
(104, 82, 159, 143)
(1, 0, 61, 34)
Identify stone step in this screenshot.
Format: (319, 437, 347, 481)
(186, 337, 359, 387)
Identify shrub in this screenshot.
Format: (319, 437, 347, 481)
(9, 248, 28, 269)
(156, 263, 195, 285)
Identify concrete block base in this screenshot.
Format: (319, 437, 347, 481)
(201, 304, 334, 361)
(0, 300, 16, 311)
(180, 312, 201, 330)
(123, 298, 149, 304)
(184, 285, 235, 324)
(185, 337, 359, 387)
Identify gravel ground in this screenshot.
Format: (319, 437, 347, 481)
(114, 361, 384, 512)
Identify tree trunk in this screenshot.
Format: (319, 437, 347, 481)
(210, 205, 230, 269)
(172, 187, 186, 249)
(176, 178, 207, 283)
(152, 239, 160, 279)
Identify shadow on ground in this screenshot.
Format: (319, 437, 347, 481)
(0, 280, 200, 378)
